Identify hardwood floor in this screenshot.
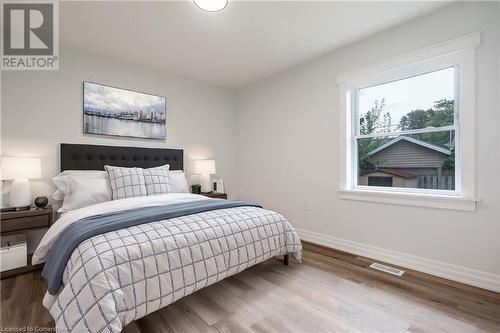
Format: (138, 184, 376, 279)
(1, 243, 499, 332)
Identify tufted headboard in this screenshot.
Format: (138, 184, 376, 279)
(60, 143, 183, 171)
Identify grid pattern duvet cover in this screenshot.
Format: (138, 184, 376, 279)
(50, 206, 302, 332)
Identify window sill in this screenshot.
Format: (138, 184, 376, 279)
(338, 189, 477, 211)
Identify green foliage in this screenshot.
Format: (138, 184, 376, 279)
(398, 99, 454, 131)
(358, 98, 391, 169)
(427, 99, 454, 127)
(399, 109, 430, 131)
(442, 148, 455, 169)
(191, 184, 201, 194)
(397, 98, 454, 147)
(360, 98, 392, 135)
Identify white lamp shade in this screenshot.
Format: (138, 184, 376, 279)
(193, 159, 216, 175)
(1, 157, 41, 180)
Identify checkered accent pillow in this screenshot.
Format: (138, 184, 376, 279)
(104, 165, 147, 200)
(143, 164, 172, 195)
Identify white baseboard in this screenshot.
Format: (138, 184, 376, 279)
(296, 228, 500, 293)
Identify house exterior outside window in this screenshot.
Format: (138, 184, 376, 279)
(358, 136, 455, 190)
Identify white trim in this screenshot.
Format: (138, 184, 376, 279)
(366, 136, 451, 157)
(352, 185, 460, 197)
(356, 125, 456, 139)
(338, 33, 479, 203)
(296, 228, 500, 292)
(337, 31, 482, 84)
(338, 189, 476, 211)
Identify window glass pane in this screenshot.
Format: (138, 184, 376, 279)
(358, 67, 455, 134)
(368, 176, 393, 187)
(357, 130, 455, 190)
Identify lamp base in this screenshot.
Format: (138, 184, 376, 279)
(200, 174, 212, 193)
(10, 178, 32, 208)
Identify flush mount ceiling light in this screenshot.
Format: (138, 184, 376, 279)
(193, 0, 228, 12)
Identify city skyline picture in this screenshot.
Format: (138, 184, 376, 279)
(83, 81, 166, 140)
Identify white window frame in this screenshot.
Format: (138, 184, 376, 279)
(337, 32, 481, 211)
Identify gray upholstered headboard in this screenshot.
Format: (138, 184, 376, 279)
(60, 143, 183, 171)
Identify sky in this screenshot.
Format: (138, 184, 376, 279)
(84, 82, 165, 114)
(358, 67, 455, 131)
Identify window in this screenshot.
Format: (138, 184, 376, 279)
(368, 176, 393, 187)
(337, 32, 480, 211)
(355, 67, 457, 193)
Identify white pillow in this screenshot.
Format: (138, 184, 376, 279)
(52, 170, 108, 201)
(169, 170, 189, 193)
(58, 177, 111, 213)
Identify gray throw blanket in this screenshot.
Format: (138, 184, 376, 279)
(42, 199, 261, 295)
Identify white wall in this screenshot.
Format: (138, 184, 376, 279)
(235, 2, 500, 289)
(1, 1, 498, 291)
(1, 46, 238, 201)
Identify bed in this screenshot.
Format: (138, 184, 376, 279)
(33, 144, 302, 333)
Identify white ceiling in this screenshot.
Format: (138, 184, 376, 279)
(61, 1, 450, 88)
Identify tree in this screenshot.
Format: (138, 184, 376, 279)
(398, 109, 433, 131)
(398, 99, 454, 130)
(382, 112, 392, 134)
(398, 98, 455, 147)
(427, 99, 454, 127)
(358, 99, 390, 170)
(419, 99, 454, 147)
(360, 98, 390, 135)
(442, 148, 455, 169)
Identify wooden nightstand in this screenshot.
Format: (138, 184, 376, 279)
(201, 192, 228, 199)
(1, 206, 53, 279)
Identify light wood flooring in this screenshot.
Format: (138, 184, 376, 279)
(1, 242, 499, 332)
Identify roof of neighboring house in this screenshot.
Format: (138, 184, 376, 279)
(366, 136, 451, 157)
(361, 168, 416, 178)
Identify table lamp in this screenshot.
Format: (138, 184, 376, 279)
(1, 157, 41, 210)
(194, 159, 216, 193)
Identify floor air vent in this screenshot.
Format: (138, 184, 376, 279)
(369, 263, 405, 276)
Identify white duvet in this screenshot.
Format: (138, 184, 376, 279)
(34, 193, 302, 332)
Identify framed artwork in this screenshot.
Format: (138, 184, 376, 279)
(83, 81, 166, 140)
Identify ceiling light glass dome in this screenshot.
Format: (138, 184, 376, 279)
(193, 0, 228, 12)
